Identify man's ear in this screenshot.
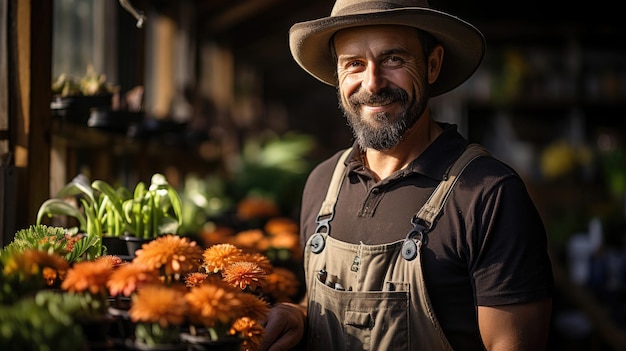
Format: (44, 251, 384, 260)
(427, 45, 444, 85)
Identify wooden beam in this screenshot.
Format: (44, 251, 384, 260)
(28, 0, 53, 221)
(9, 0, 52, 231)
(208, 0, 286, 31)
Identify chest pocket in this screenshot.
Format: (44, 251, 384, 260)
(308, 275, 410, 351)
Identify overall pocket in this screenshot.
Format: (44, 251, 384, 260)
(307, 277, 410, 351)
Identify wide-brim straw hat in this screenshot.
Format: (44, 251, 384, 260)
(289, 0, 486, 96)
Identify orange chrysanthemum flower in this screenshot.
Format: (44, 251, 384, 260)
(107, 262, 161, 297)
(232, 229, 265, 250)
(264, 217, 299, 237)
(42, 267, 60, 286)
(230, 317, 265, 351)
(184, 272, 209, 288)
(240, 253, 273, 275)
(185, 283, 244, 328)
(134, 235, 203, 279)
(129, 284, 188, 327)
(222, 261, 267, 291)
(3, 249, 69, 288)
(2, 249, 69, 276)
(263, 267, 300, 303)
(236, 197, 280, 221)
(235, 293, 270, 322)
(202, 244, 244, 274)
(199, 225, 236, 247)
(269, 232, 299, 251)
(96, 254, 125, 267)
(60, 259, 112, 294)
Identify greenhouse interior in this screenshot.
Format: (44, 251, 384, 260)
(1, 0, 625, 350)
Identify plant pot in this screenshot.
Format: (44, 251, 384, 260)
(108, 303, 134, 341)
(180, 333, 242, 351)
(102, 235, 128, 257)
(129, 340, 187, 351)
(78, 315, 116, 350)
(51, 94, 113, 125)
(121, 235, 152, 258)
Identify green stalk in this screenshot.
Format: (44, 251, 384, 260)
(152, 191, 160, 236)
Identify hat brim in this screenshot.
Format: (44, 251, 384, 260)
(289, 8, 486, 96)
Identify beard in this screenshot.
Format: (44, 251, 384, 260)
(339, 84, 428, 151)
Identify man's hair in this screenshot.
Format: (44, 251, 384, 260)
(418, 29, 440, 58)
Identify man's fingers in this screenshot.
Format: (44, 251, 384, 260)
(259, 303, 306, 351)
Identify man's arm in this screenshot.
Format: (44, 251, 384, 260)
(478, 298, 552, 351)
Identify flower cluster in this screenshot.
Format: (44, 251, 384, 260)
(200, 216, 303, 266)
(1, 225, 302, 351)
(105, 236, 294, 350)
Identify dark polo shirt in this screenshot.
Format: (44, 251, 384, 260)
(299, 123, 554, 350)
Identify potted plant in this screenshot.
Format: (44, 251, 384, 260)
(0, 224, 99, 270)
(35, 173, 183, 258)
(120, 173, 183, 257)
(35, 174, 131, 257)
(0, 225, 112, 350)
(1, 224, 300, 351)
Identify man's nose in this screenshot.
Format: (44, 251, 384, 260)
(362, 63, 387, 94)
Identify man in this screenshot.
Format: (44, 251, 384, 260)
(261, 1, 554, 350)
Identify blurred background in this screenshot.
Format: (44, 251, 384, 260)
(1, 0, 626, 349)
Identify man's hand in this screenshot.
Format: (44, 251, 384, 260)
(260, 302, 307, 351)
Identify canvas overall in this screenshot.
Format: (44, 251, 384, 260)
(304, 144, 488, 350)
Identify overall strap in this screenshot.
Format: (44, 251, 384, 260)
(315, 147, 352, 232)
(413, 143, 490, 230)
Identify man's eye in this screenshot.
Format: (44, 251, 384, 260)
(342, 61, 364, 72)
(384, 56, 403, 66)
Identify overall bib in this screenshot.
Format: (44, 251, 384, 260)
(304, 144, 488, 350)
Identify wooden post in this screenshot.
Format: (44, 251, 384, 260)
(8, 0, 52, 232)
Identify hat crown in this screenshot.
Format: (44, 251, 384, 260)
(331, 0, 431, 16)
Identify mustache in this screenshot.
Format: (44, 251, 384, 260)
(348, 87, 408, 106)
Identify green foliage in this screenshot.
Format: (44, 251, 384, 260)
(600, 147, 626, 201)
(122, 173, 183, 239)
(0, 225, 98, 264)
(179, 174, 233, 234)
(36, 174, 104, 256)
(93, 179, 132, 236)
(35, 173, 183, 249)
(35, 199, 87, 231)
(228, 132, 315, 213)
(178, 132, 316, 234)
(0, 290, 87, 351)
(134, 322, 182, 346)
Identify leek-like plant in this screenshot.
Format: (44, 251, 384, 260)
(123, 173, 183, 239)
(35, 173, 184, 251)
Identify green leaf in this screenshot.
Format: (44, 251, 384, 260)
(157, 217, 179, 235)
(92, 180, 126, 221)
(36, 199, 87, 231)
(56, 174, 96, 205)
(64, 233, 100, 262)
(166, 186, 183, 226)
(81, 198, 102, 238)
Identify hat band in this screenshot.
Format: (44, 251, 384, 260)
(332, 1, 430, 16)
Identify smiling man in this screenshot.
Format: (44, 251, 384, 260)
(260, 1, 555, 350)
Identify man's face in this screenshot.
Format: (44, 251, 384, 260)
(334, 25, 431, 151)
